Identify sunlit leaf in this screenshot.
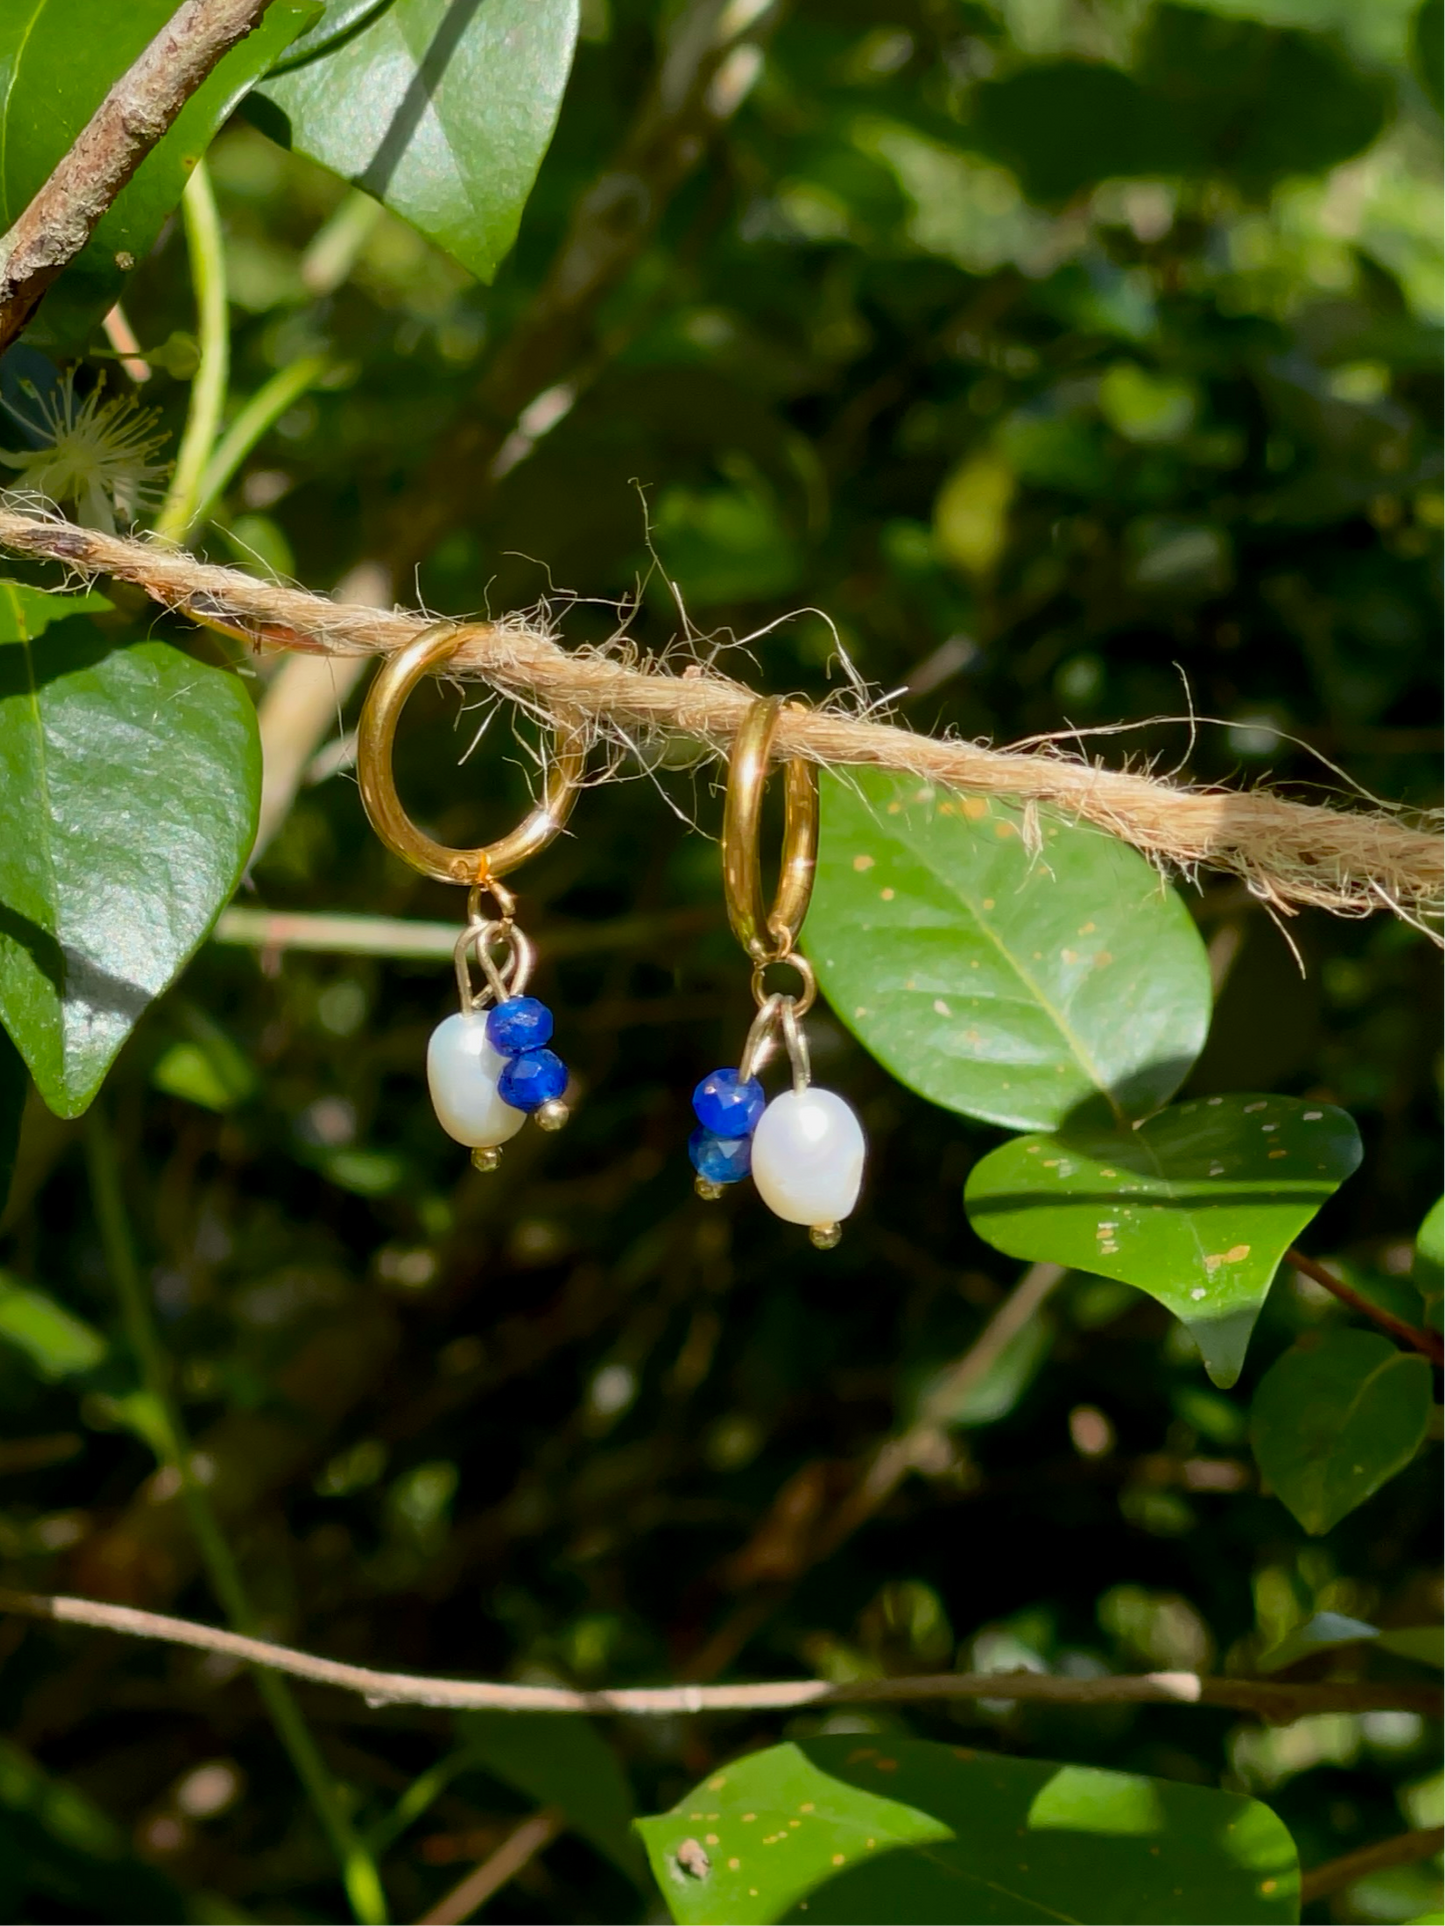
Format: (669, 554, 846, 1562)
(255, 0, 579, 283)
(636, 1739, 1299, 1924)
(0, 584, 261, 1115)
(1251, 1329, 1432, 1535)
(808, 771, 1212, 1133)
(0, 1, 318, 348)
(274, 0, 396, 68)
(964, 1095, 1362, 1386)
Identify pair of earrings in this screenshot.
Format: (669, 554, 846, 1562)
(356, 623, 866, 1245)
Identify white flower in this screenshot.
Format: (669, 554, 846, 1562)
(0, 371, 171, 533)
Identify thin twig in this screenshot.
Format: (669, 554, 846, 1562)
(1, 507, 1439, 925)
(213, 905, 717, 960)
(1, 1590, 1437, 1721)
(0, 0, 279, 353)
(689, 1262, 1069, 1682)
(416, 1809, 566, 1926)
(818, 1261, 1069, 1566)
(1299, 1826, 1445, 1903)
(1288, 1247, 1444, 1365)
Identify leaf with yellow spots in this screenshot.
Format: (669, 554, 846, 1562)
(636, 1738, 1298, 1923)
(964, 1094, 1361, 1384)
(808, 770, 1210, 1132)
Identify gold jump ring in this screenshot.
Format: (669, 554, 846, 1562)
(722, 695, 818, 964)
(357, 621, 586, 884)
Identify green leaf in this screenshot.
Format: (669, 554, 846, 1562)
(967, 10, 1388, 204)
(275, 0, 396, 68)
(461, 1711, 647, 1886)
(1414, 1196, 1443, 1326)
(1251, 1330, 1434, 1535)
(151, 1011, 257, 1113)
(1261, 1616, 1442, 1672)
(0, 583, 261, 1116)
(1258, 1610, 1386, 1673)
(255, 0, 580, 283)
(636, 1738, 1299, 1924)
(963, 1095, 1362, 1387)
(0, 2, 318, 350)
(0, 1268, 106, 1378)
(808, 771, 1211, 1133)
(969, 63, 1189, 205)
(1138, 7, 1389, 195)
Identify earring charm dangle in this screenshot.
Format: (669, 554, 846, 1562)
(689, 696, 865, 1247)
(356, 621, 585, 1169)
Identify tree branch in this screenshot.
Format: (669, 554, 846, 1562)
(1299, 1826, 1445, 1904)
(417, 1809, 566, 1926)
(1, 506, 1439, 925)
(1, 1589, 1438, 1722)
(0, 0, 281, 354)
(1288, 1247, 1444, 1365)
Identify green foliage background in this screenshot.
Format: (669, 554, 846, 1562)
(0, 0, 1439, 1920)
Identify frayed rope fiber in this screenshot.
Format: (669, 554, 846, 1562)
(1, 502, 1439, 927)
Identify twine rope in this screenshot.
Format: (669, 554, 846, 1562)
(1, 501, 1439, 925)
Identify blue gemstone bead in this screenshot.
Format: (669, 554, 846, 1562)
(688, 1126, 752, 1185)
(692, 1067, 765, 1137)
(498, 1048, 568, 1111)
(487, 996, 554, 1055)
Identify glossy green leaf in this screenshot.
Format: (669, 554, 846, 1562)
(963, 1095, 1362, 1386)
(0, 2, 317, 349)
(1251, 1330, 1433, 1535)
(0, 1268, 106, 1378)
(637, 1738, 1299, 1924)
(0, 583, 261, 1116)
(255, 0, 579, 283)
(461, 1711, 646, 1885)
(274, 0, 396, 68)
(808, 771, 1211, 1133)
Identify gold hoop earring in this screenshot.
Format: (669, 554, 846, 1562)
(356, 622, 586, 1170)
(690, 696, 865, 1248)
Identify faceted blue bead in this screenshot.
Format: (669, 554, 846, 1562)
(499, 1047, 568, 1111)
(688, 1126, 752, 1185)
(692, 1067, 764, 1137)
(487, 996, 554, 1055)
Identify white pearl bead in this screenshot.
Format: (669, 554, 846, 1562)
(426, 1013, 527, 1148)
(750, 1088, 865, 1228)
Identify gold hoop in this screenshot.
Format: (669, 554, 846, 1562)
(356, 622, 586, 885)
(722, 696, 818, 964)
